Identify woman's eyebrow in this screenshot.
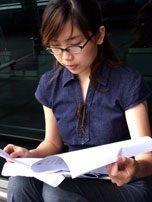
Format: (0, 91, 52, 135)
(66, 35, 82, 41)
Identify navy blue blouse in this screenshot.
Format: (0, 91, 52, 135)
(35, 65, 151, 151)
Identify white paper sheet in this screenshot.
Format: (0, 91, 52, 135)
(31, 136, 152, 178)
(1, 136, 152, 187)
(2, 163, 65, 187)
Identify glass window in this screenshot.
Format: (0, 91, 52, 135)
(0, 0, 52, 151)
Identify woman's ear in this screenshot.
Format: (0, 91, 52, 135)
(96, 26, 105, 45)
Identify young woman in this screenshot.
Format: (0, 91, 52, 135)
(4, 0, 152, 201)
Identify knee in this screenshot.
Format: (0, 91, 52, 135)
(42, 184, 88, 202)
(7, 176, 43, 202)
(8, 176, 30, 195)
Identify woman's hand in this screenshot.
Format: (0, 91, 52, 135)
(3, 144, 32, 159)
(106, 156, 138, 186)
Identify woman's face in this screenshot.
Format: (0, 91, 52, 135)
(49, 21, 104, 78)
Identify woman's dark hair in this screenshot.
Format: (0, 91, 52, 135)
(41, 0, 119, 78)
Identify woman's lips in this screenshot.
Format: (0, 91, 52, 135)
(66, 65, 78, 70)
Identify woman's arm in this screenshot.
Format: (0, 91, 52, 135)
(4, 105, 63, 158)
(29, 105, 63, 157)
(107, 100, 152, 186)
(125, 100, 152, 178)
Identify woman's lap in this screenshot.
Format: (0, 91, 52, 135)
(7, 176, 152, 202)
(59, 177, 152, 202)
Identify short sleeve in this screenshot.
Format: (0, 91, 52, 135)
(35, 72, 52, 108)
(120, 71, 151, 110)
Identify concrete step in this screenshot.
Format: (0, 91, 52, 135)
(0, 178, 8, 202)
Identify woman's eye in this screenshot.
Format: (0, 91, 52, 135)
(51, 44, 59, 47)
(71, 42, 81, 46)
(49, 42, 60, 47)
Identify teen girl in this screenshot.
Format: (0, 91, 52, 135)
(4, 0, 152, 201)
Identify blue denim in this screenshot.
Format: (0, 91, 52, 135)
(7, 176, 152, 202)
(35, 65, 151, 151)
(33, 65, 152, 201)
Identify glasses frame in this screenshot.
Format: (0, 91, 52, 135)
(46, 32, 96, 55)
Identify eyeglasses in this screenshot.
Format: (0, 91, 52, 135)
(46, 32, 96, 55)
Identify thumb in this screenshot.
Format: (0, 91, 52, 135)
(116, 156, 126, 171)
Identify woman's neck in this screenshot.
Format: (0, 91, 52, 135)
(78, 76, 90, 102)
(77, 68, 91, 102)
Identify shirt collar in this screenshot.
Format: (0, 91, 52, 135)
(62, 67, 77, 86)
(62, 65, 111, 87)
(94, 66, 111, 87)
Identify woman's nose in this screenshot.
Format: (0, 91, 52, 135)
(62, 50, 73, 60)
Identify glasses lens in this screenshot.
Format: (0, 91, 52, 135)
(68, 47, 81, 54)
(50, 48, 62, 54)
(47, 46, 82, 54)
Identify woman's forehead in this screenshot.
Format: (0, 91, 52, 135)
(51, 21, 84, 42)
(51, 35, 83, 43)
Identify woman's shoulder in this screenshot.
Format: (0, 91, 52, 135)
(103, 65, 151, 110)
(111, 65, 141, 77)
(40, 66, 64, 83)
(107, 64, 151, 95)
(110, 65, 143, 84)
(38, 66, 66, 90)
(35, 66, 64, 108)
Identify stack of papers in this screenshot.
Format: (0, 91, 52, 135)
(0, 136, 152, 187)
